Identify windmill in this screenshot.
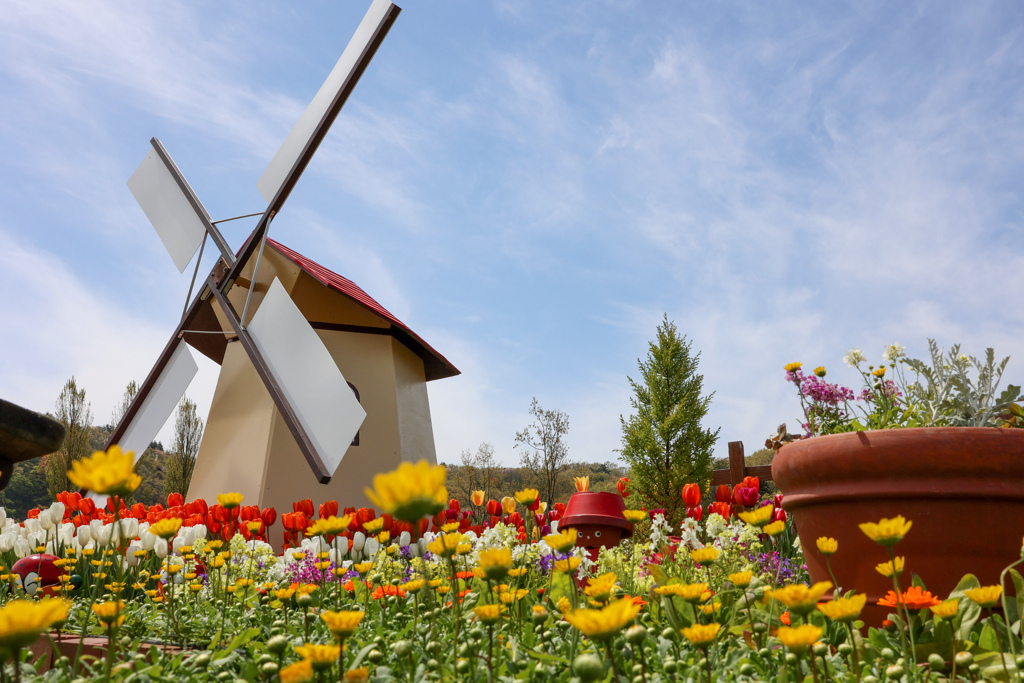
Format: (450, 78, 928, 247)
(106, 0, 405, 498)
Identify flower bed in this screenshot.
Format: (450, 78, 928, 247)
(0, 450, 1020, 682)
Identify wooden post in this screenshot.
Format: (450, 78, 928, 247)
(728, 441, 745, 487)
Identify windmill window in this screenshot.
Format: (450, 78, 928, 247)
(347, 382, 360, 446)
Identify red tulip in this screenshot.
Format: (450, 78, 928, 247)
(681, 483, 702, 508)
(261, 507, 277, 528)
(167, 492, 184, 508)
(293, 499, 314, 518)
(715, 484, 732, 503)
(709, 501, 733, 518)
(741, 475, 760, 492)
(192, 498, 209, 517)
(771, 508, 787, 523)
(686, 506, 703, 521)
(486, 499, 501, 517)
(448, 499, 460, 512)
(616, 477, 631, 498)
(319, 500, 339, 519)
(733, 486, 758, 508)
(773, 493, 784, 508)
(78, 498, 96, 517)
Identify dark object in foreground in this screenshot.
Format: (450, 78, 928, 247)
(0, 398, 66, 490)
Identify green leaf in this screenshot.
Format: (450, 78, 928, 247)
(1008, 569, 1024, 628)
(213, 626, 259, 661)
(350, 643, 377, 670)
(650, 564, 669, 587)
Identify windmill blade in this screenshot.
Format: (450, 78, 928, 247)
(257, 0, 400, 211)
(128, 139, 236, 272)
(117, 342, 199, 464)
(209, 276, 365, 482)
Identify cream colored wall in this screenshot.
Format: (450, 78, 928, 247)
(187, 341, 275, 506)
(392, 338, 437, 464)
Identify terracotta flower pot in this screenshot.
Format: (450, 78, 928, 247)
(772, 427, 1024, 626)
(560, 491, 632, 560)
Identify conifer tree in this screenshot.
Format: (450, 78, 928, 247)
(619, 316, 719, 527)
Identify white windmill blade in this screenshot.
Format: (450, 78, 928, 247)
(117, 341, 199, 465)
(246, 277, 366, 478)
(257, 0, 400, 206)
(127, 139, 235, 273)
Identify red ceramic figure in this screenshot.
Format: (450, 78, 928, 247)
(558, 491, 633, 563)
(12, 554, 63, 597)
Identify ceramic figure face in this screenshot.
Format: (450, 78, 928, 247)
(572, 524, 623, 552)
(12, 554, 62, 596)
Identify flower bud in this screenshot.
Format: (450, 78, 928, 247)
(954, 652, 973, 667)
(625, 625, 646, 645)
(573, 654, 604, 683)
(266, 635, 289, 655)
(392, 640, 412, 657)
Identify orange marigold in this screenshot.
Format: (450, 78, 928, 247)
(877, 585, 941, 611)
(371, 585, 406, 600)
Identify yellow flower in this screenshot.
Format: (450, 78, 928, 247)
(456, 543, 472, 555)
(470, 490, 486, 506)
(816, 594, 867, 622)
(91, 600, 125, 627)
(400, 579, 425, 593)
(66, 445, 140, 496)
(875, 557, 905, 578)
(544, 528, 578, 553)
(473, 604, 505, 624)
(440, 522, 460, 533)
(764, 520, 786, 537)
(814, 366, 827, 377)
(500, 497, 516, 514)
(0, 599, 72, 649)
(478, 548, 513, 581)
(681, 622, 720, 647)
(584, 573, 618, 602)
(321, 610, 364, 639)
(514, 488, 540, 507)
(858, 515, 912, 546)
(189, 583, 202, 593)
(622, 509, 647, 523)
(729, 572, 753, 587)
(363, 518, 384, 534)
(216, 492, 244, 510)
(294, 643, 340, 671)
(784, 362, 803, 372)
(689, 547, 719, 565)
(873, 367, 886, 377)
(930, 599, 960, 619)
(564, 598, 642, 641)
(344, 667, 369, 683)
(556, 596, 572, 614)
(965, 585, 1002, 608)
(769, 582, 832, 616)
(574, 476, 590, 492)
(816, 537, 838, 556)
(777, 624, 823, 655)
(738, 505, 774, 527)
(654, 582, 708, 603)
(701, 601, 722, 615)
(364, 460, 447, 523)
(554, 557, 581, 573)
(148, 517, 183, 540)
(280, 659, 314, 683)
(426, 532, 463, 558)
(508, 568, 527, 577)
(352, 562, 372, 575)
(306, 515, 354, 538)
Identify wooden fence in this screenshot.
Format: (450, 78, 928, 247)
(709, 441, 773, 488)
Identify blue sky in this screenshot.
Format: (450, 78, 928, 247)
(2, 1, 1023, 469)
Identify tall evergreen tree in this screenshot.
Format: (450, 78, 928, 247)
(619, 316, 720, 528)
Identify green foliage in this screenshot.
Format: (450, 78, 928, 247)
(443, 458, 627, 507)
(0, 459, 51, 518)
(44, 377, 93, 497)
(514, 398, 572, 507)
(164, 395, 204, 497)
(619, 315, 719, 527)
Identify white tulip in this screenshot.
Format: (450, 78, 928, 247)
(27, 531, 44, 548)
(76, 525, 91, 546)
(154, 538, 169, 559)
(141, 531, 156, 552)
(126, 542, 143, 568)
(138, 522, 150, 535)
(399, 531, 411, 547)
(192, 524, 207, 541)
(23, 518, 40, 535)
(172, 536, 187, 554)
(38, 510, 54, 531)
(89, 519, 103, 539)
(0, 533, 14, 553)
(48, 502, 65, 524)
(550, 520, 559, 534)
(179, 527, 195, 548)
(45, 540, 58, 555)
(120, 518, 139, 540)
(96, 525, 112, 546)
(350, 550, 362, 563)
(14, 538, 31, 558)
(0, 507, 7, 526)
(363, 537, 380, 557)
(352, 532, 366, 553)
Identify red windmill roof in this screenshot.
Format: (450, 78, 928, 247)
(267, 238, 459, 382)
